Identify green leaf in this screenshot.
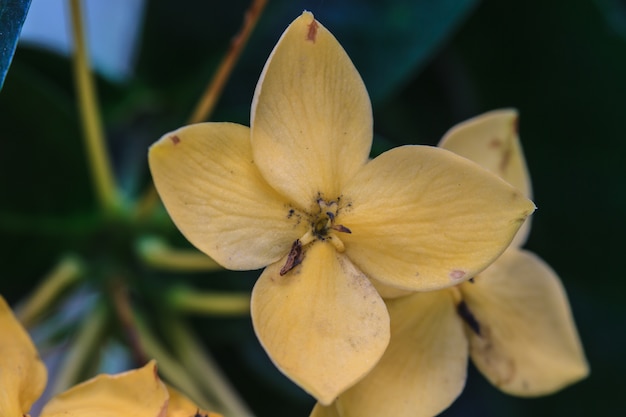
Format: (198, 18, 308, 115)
(0, 49, 96, 217)
(0, 0, 32, 90)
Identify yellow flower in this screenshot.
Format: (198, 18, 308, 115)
(311, 110, 589, 417)
(0, 295, 220, 417)
(148, 12, 534, 404)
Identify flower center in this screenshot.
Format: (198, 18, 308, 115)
(313, 213, 332, 237)
(280, 197, 352, 275)
(312, 199, 341, 236)
(304, 198, 351, 247)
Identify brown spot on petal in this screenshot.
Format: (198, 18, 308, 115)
(450, 270, 466, 280)
(306, 19, 319, 42)
(499, 147, 512, 173)
(170, 135, 181, 145)
(489, 138, 502, 148)
(457, 300, 481, 335)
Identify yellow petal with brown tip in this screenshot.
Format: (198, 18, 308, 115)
(251, 11, 372, 209)
(149, 122, 305, 270)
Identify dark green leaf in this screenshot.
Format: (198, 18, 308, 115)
(0, 49, 96, 217)
(135, 0, 479, 129)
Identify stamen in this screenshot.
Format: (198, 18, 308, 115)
(299, 231, 315, 246)
(329, 235, 345, 252)
(280, 240, 304, 276)
(281, 197, 352, 273)
(331, 224, 351, 234)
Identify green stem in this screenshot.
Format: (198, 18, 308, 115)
(135, 0, 269, 217)
(17, 255, 83, 328)
(50, 301, 108, 395)
(110, 280, 148, 364)
(68, 0, 119, 213)
(134, 315, 215, 410)
(164, 319, 254, 417)
(167, 286, 250, 316)
(137, 236, 222, 272)
(187, 0, 268, 124)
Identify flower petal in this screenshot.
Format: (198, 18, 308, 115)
(40, 360, 168, 417)
(334, 291, 468, 417)
(250, 11, 372, 209)
(149, 122, 305, 270)
(310, 403, 341, 417)
(341, 145, 535, 291)
(0, 295, 46, 417)
(166, 385, 222, 417)
(251, 242, 390, 404)
(460, 249, 589, 396)
(439, 109, 532, 247)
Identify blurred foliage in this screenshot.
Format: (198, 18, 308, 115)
(0, 0, 624, 416)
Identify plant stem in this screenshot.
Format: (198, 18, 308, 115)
(134, 315, 215, 410)
(50, 301, 108, 395)
(187, 0, 268, 124)
(17, 255, 83, 328)
(136, 0, 268, 217)
(167, 286, 250, 316)
(137, 236, 222, 272)
(165, 319, 254, 417)
(110, 280, 148, 365)
(133, 185, 159, 220)
(68, 0, 119, 213)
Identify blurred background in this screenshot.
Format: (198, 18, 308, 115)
(1, 0, 624, 416)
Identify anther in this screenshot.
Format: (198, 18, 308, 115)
(332, 224, 351, 234)
(280, 240, 304, 276)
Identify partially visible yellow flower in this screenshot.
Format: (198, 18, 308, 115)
(0, 294, 46, 417)
(149, 12, 535, 404)
(440, 109, 589, 395)
(0, 294, 220, 417)
(166, 385, 222, 417)
(311, 110, 589, 417)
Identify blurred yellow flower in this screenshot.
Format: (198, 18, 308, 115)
(149, 12, 534, 403)
(0, 295, 220, 417)
(311, 110, 588, 417)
